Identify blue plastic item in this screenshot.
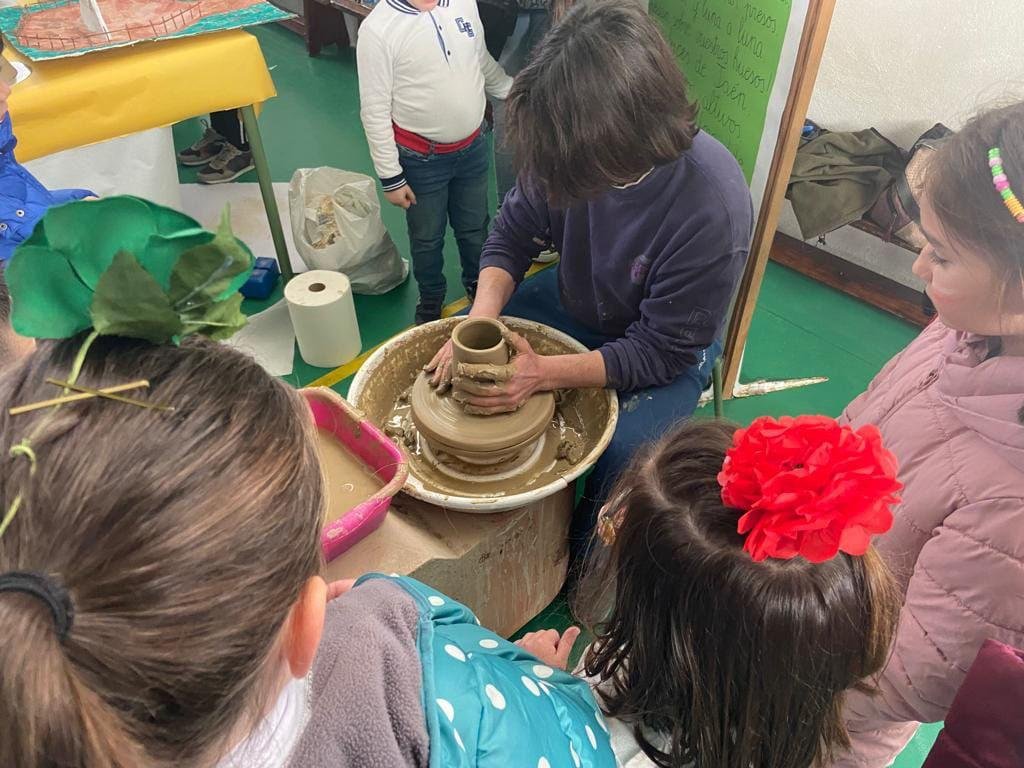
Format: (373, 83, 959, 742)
(240, 267, 278, 300)
(254, 257, 280, 277)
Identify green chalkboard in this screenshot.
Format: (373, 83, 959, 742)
(651, 0, 795, 183)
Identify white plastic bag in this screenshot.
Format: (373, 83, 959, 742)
(288, 168, 408, 295)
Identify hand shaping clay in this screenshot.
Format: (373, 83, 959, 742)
(413, 316, 558, 462)
(352, 318, 614, 500)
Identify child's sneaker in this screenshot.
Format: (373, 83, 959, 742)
(197, 145, 255, 185)
(177, 121, 226, 167)
(415, 295, 445, 325)
(533, 249, 559, 264)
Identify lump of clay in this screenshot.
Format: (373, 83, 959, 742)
(450, 361, 523, 414)
(455, 362, 515, 383)
(556, 431, 585, 465)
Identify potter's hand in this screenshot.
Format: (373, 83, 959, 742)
(424, 339, 455, 394)
(450, 333, 545, 415)
(450, 361, 516, 414)
(515, 626, 582, 670)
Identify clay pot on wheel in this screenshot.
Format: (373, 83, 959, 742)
(410, 317, 555, 471)
(451, 318, 510, 368)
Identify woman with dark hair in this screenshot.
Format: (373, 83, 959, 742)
(489, 0, 651, 213)
(427, 0, 752, 532)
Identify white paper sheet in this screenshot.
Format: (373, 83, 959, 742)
(224, 299, 296, 378)
(22, 127, 183, 210)
(179, 182, 307, 272)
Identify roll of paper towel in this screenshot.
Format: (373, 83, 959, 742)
(285, 271, 362, 368)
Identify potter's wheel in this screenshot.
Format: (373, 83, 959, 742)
(409, 371, 556, 474)
(348, 317, 619, 513)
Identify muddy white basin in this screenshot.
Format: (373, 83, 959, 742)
(348, 316, 619, 513)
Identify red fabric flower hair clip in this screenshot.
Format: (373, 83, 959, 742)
(718, 415, 902, 563)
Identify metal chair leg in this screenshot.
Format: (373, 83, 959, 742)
(239, 105, 294, 282)
(712, 357, 724, 419)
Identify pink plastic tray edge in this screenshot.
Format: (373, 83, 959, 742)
(300, 387, 409, 563)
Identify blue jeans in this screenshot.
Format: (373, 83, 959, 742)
(399, 131, 490, 302)
(499, 268, 721, 553)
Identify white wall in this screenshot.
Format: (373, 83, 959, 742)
(810, 0, 1024, 148)
(778, 0, 1024, 287)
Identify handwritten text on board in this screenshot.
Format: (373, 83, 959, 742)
(650, 0, 794, 182)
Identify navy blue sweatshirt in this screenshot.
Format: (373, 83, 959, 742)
(480, 130, 753, 392)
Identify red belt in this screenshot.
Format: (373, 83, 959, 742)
(393, 123, 480, 155)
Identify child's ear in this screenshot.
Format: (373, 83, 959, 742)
(283, 576, 328, 679)
(0, 329, 35, 365)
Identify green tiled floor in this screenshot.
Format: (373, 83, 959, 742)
(175, 23, 938, 762)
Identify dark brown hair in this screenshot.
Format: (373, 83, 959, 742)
(575, 419, 899, 768)
(548, 0, 575, 24)
(0, 269, 9, 327)
(0, 336, 324, 767)
(927, 101, 1024, 298)
(506, 0, 698, 206)
(0, 270, 13, 362)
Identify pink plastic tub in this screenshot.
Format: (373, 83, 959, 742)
(301, 388, 408, 563)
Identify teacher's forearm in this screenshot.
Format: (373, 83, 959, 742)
(539, 351, 607, 390)
(469, 267, 517, 319)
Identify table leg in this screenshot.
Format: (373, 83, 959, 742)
(239, 104, 294, 282)
(304, 0, 323, 56)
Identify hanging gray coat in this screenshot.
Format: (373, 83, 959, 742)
(786, 128, 906, 240)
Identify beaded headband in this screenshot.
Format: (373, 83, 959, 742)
(988, 147, 1024, 224)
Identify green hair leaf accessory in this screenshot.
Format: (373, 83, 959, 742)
(6, 196, 254, 344)
(1, 197, 256, 539)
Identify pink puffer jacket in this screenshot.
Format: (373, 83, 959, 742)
(834, 320, 1024, 767)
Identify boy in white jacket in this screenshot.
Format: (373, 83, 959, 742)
(357, 0, 512, 323)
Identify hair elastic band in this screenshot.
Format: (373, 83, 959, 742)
(988, 147, 1024, 224)
(0, 571, 74, 641)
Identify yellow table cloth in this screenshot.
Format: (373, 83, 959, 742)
(7, 30, 276, 162)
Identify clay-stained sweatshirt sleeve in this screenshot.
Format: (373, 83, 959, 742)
(599, 246, 746, 392)
(480, 181, 550, 285)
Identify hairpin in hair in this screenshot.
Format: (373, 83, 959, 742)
(7, 379, 173, 416)
(718, 415, 902, 563)
(597, 503, 624, 547)
(595, 488, 630, 546)
(989, 147, 1024, 223)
